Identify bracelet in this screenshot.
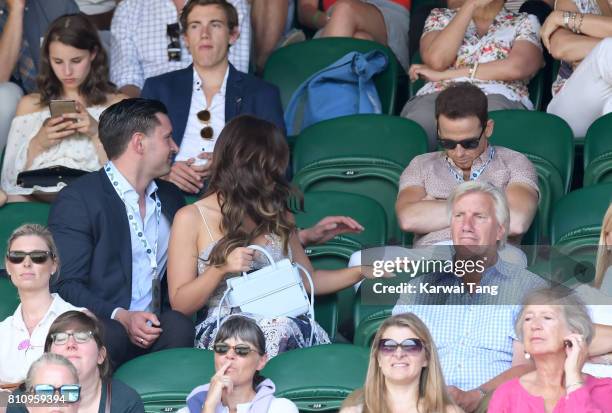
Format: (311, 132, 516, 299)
(576, 13, 584, 34)
(469, 61, 479, 81)
(563, 11, 571, 29)
(570, 12, 578, 33)
(565, 380, 585, 391)
(475, 387, 487, 400)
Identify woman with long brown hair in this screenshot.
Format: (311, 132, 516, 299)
(167, 115, 364, 356)
(341, 313, 462, 413)
(1, 13, 125, 201)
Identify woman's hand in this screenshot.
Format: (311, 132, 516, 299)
(408, 64, 454, 82)
(563, 333, 589, 387)
(33, 116, 77, 151)
(203, 362, 233, 413)
(63, 102, 99, 139)
(541, 11, 565, 51)
(222, 247, 255, 274)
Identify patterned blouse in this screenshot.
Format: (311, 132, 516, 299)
(552, 0, 602, 96)
(417, 7, 542, 109)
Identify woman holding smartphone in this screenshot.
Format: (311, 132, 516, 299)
(488, 288, 612, 412)
(0, 13, 126, 202)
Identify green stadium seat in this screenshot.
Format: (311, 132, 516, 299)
(408, 52, 546, 110)
(583, 113, 612, 186)
(113, 348, 215, 413)
(264, 38, 400, 115)
(0, 202, 51, 269)
(294, 191, 388, 339)
(0, 276, 19, 320)
(261, 344, 369, 412)
(489, 110, 574, 242)
(292, 115, 428, 244)
(353, 275, 411, 347)
(551, 184, 612, 254)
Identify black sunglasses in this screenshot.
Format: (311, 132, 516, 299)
(167, 23, 181, 62)
(213, 342, 259, 357)
(197, 109, 214, 140)
(378, 338, 424, 355)
(31, 384, 81, 403)
(7, 250, 54, 264)
(437, 126, 486, 150)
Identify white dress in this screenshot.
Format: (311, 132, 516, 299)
(1, 106, 106, 195)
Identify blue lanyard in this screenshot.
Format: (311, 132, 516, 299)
(104, 163, 162, 278)
(446, 146, 496, 183)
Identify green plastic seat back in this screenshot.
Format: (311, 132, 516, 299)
(294, 191, 388, 247)
(551, 183, 612, 256)
(303, 241, 364, 341)
(489, 110, 574, 241)
(0, 202, 51, 269)
(0, 277, 19, 320)
(584, 113, 612, 186)
(409, 52, 545, 110)
(353, 276, 413, 347)
(114, 348, 215, 413)
(261, 344, 370, 412)
(293, 115, 428, 243)
(263, 38, 399, 115)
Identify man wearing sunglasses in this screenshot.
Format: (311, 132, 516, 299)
(48, 98, 195, 367)
(141, 0, 285, 196)
(396, 82, 539, 266)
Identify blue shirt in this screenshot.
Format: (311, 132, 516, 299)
(392, 258, 548, 390)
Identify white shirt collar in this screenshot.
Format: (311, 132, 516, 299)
(192, 65, 230, 100)
(12, 293, 69, 331)
(106, 161, 158, 202)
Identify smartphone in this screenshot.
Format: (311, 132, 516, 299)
(49, 99, 77, 118)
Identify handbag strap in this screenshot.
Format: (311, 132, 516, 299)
(242, 244, 277, 276)
(105, 381, 111, 413)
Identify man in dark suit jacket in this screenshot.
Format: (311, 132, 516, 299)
(49, 98, 194, 367)
(141, 0, 285, 195)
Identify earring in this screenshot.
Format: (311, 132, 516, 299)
(524, 352, 531, 360)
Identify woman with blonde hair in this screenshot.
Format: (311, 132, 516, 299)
(341, 313, 462, 413)
(593, 203, 612, 291)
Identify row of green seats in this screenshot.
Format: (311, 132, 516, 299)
(114, 344, 370, 413)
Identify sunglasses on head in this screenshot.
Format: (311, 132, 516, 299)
(6, 250, 53, 264)
(378, 338, 424, 355)
(31, 384, 81, 403)
(197, 110, 214, 140)
(50, 331, 94, 346)
(437, 126, 485, 150)
(213, 342, 259, 357)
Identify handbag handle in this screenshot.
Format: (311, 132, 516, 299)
(242, 244, 276, 276)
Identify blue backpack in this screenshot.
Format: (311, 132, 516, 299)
(284, 50, 389, 135)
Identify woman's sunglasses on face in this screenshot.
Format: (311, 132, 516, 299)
(30, 384, 81, 403)
(213, 342, 259, 357)
(6, 250, 54, 264)
(378, 338, 425, 355)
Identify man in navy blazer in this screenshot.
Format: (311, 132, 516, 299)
(141, 0, 285, 194)
(49, 99, 194, 367)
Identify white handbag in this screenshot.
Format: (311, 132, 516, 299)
(216, 245, 316, 345)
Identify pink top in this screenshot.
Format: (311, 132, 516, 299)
(488, 375, 612, 413)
